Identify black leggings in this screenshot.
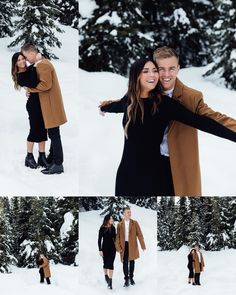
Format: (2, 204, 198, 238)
(188, 266, 194, 279)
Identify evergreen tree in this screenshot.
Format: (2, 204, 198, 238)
(80, 0, 153, 75)
(100, 197, 127, 221)
(187, 198, 204, 248)
(142, 0, 217, 67)
(55, 0, 78, 29)
(157, 197, 176, 250)
(175, 197, 191, 249)
(0, 0, 17, 37)
(9, 0, 64, 59)
(127, 197, 157, 210)
(204, 0, 236, 90)
(79, 197, 102, 211)
(0, 198, 15, 273)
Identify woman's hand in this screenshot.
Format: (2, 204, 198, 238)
(99, 251, 103, 257)
(98, 100, 113, 108)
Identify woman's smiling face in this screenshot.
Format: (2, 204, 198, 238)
(17, 54, 26, 69)
(139, 61, 159, 95)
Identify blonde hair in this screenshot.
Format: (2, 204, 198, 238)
(153, 46, 179, 64)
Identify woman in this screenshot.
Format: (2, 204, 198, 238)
(99, 58, 236, 196)
(98, 214, 116, 290)
(187, 249, 196, 285)
(11, 52, 48, 169)
(36, 254, 51, 284)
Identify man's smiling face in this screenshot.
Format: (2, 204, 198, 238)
(155, 56, 180, 91)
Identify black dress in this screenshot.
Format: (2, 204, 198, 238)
(98, 225, 116, 270)
(17, 65, 47, 142)
(187, 253, 194, 279)
(101, 95, 236, 196)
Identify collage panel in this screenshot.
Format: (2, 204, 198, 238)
(78, 197, 157, 294)
(0, 196, 79, 295)
(157, 196, 236, 295)
(0, 1, 79, 195)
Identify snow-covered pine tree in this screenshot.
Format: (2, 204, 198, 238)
(57, 197, 79, 265)
(204, 0, 236, 90)
(55, 0, 78, 29)
(9, 0, 64, 59)
(187, 198, 204, 248)
(79, 197, 102, 211)
(157, 197, 176, 250)
(0, 0, 18, 37)
(60, 210, 79, 265)
(80, 0, 153, 75)
(142, 0, 217, 67)
(174, 197, 192, 249)
(205, 197, 224, 250)
(100, 197, 127, 221)
(126, 197, 157, 210)
(0, 198, 15, 273)
(220, 197, 236, 248)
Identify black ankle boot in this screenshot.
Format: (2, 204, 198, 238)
(37, 152, 49, 168)
(25, 153, 37, 169)
(108, 278, 112, 289)
(105, 274, 109, 284)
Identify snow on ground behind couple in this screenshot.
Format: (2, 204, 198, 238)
(0, 25, 78, 195)
(78, 204, 157, 294)
(78, 66, 236, 196)
(157, 246, 236, 295)
(0, 265, 79, 295)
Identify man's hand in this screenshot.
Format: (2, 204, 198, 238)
(24, 87, 30, 97)
(99, 251, 103, 257)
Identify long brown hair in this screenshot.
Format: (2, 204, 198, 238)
(124, 58, 162, 137)
(11, 52, 26, 90)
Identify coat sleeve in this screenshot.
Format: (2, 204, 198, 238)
(165, 96, 236, 142)
(196, 96, 236, 132)
(98, 227, 103, 251)
(100, 95, 128, 113)
(28, 63, 53, 93)
(40, 258, 49, 268)
(115, 223, 122, 253)
(135, 221, 146, 250)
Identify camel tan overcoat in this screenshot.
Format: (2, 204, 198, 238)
(40, 257, 51, 278)
(28, 58, 67, 129)
(115, 219, 146, 262)
(169, 78, 236, 196)
(193, 251, 205, 273)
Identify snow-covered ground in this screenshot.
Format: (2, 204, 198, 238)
(157, 246, 236, 295)
(78, 67, 236, 195)
(0, 25, 79, 194)
(0, 264, 79, 295)
(78, 204, 157, 294)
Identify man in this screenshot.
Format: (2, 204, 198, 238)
(115, 206, 146, 287)
(21, 43, 67, 175)
(193, 244, 205, 285)
(101, 47, 236, 195)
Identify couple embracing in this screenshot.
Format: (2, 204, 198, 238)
(11, 44, 67, 174)
(98, 207, 146, 290)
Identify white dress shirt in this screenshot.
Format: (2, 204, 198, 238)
(160, 88, 174, 157)
(124, 219, 130, 242)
